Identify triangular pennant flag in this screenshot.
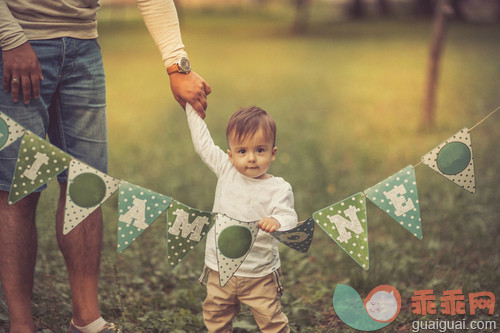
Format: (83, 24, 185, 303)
(214, 214, 259, 287)
(271, 217, 315, 253)
(63, 159, 120, 234)
(117, 181, 172, 253)
(365, 165, 423, 240)
(0, 111, 25, 152)
(8, 131, 72, 204)
(313, 193, 369, 270)
(422, 128, 476, 193)
(166, 199, 214, 268)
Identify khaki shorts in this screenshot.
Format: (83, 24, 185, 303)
(200, 268, 289, 333)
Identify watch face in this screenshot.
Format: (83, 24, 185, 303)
(179, 58, 191, 73)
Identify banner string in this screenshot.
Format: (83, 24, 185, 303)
(468, 105, 500, 133)
(413, 105, 500, 169)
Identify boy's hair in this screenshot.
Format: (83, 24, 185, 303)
(226, 106, 276, 147)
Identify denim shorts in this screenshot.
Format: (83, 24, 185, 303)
(0, 38, 107, 192)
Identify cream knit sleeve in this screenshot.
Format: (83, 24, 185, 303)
(136, 0, 188, 68)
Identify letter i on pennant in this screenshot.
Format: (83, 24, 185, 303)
(8, 131, 72, 204)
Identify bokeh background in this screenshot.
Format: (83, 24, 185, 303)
(1, 0, 499, 332)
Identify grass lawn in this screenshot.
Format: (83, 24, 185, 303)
(1, 6, 499, 333)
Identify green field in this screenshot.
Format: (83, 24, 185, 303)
(1, 7, 499, 333)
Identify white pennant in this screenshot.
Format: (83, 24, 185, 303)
(63, 159, 120, 234)
(0, 111, 26, 151)
(422, 128, 476, 194)
(215, 214, 259, 287)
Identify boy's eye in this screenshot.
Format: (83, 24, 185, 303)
(257, 148, 265, 153)
(238, 149, 246, 154)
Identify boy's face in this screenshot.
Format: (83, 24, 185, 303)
(227, 128, 277, 179)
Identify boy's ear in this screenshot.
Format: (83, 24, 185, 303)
(227, 149, 234, 164)
(271, 146, 278, 161)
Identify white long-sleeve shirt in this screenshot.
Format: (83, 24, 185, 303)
(185, 104, 298, 277)
(0, 0, 186, 67)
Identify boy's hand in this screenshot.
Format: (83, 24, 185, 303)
(258, 217, 280, 233)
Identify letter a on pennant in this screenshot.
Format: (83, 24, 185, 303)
(422, 128, 476, 193)
(117, 181, 172, 253)
(313, 193, 369, 270)
(166, 199, 215, 268)
(8, 131, 72, 204)
(365, 165, 423, 239)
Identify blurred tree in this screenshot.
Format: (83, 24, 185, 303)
(377, 0, 392, 17)
(450, 0, 466, 21)
(414, 0, 436, 18)
(422, 0, 453, 129)
(348, 0, 365, 19)
(291, 0, 311, 34)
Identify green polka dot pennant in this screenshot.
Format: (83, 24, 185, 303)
(365, 165, 423, 240)
(271, 217, 315, 253)
(117, 181, 172, 253)
(313, 193, 369, 270)
(422, 128, 476, 194)
(64, 159, 120, 235)
(8, 131, 71, 204)
(166, 200, 215, 269)
(0, 111, 25, 152)
(215, 214, 259, 287)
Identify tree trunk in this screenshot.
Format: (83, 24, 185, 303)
(414, 0, 435, 18)
(422, 0, 450, 129)
(292, 0, 310, 34)
(348, 0, 365, 19)
(377, 0, 392, 17)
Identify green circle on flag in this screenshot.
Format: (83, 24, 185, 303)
(0, 118, 8, 148)
(69, 173, 106, 208)
(436, 141, 471, 175)
(218, 226, 252, 259)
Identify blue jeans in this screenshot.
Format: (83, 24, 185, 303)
(0, 38, 107, 192)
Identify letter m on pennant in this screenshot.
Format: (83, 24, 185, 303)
(168, 208, 210, 242)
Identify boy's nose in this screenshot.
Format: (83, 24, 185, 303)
(248, 152, 256, 162)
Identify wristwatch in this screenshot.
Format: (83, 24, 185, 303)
(167, 57, 191, 75)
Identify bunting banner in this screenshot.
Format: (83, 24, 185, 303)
(0, 112, 25, 152)
(166, 199, 214, 268)
(421, 128, 476, 194)
(365, 165, 422, 239)
(271, 217, 315, 253)
(215, 214, 260, 287)
(313, 193, 369, 270)
(117, 181, 172, 253)
(63, 160, 120, 234)
(8, 131, 72, 204)
(1, 107, 497, 272)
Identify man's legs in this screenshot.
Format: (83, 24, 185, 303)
(56, 183, 103, 327)
(0, 191, 40, 333)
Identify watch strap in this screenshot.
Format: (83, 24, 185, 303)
(167, 63, 180, 75)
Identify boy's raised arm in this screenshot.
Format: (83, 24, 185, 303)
(185, 104, 228, 177)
